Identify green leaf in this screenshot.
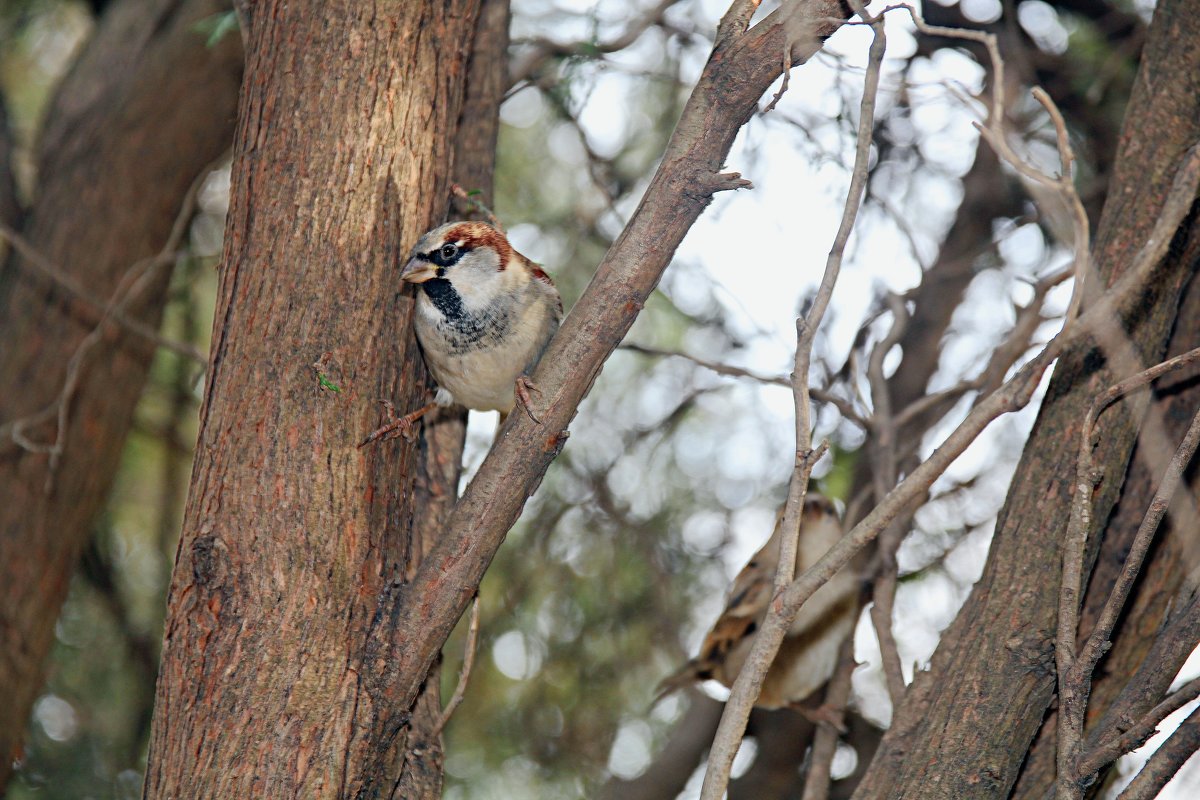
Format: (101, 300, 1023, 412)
(317, 373, 342, 393)
(192, 11, 239, 48)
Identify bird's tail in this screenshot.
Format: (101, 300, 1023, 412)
(650, 660, 703, 709)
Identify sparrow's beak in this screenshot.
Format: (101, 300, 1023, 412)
(400, 258, 437, 284)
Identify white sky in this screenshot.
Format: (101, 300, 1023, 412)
(492, 2, 1200, 798)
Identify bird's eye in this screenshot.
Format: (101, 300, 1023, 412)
(439, 243, 459, 261)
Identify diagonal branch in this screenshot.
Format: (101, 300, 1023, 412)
(702, 4, 888, 793)
(1114, 702, 1200, 800)
(365, 0, 857, 726)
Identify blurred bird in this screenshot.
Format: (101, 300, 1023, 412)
(360, 221, 562, 446)
(657, 494, 858, 717)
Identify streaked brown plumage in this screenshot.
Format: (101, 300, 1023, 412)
(658, 494, 857, 710)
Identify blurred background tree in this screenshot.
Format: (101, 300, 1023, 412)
(2, 0, 1198, 798)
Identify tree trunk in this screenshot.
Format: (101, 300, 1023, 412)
(141, 2, 485, 797)
(390, 0, 509, 796)
(1009, 268, 1200, 798)
(0, 0, 241, 787)
(852, 0, 1200, 796)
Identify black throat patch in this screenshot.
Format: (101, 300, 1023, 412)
(421, 278, 512, 354)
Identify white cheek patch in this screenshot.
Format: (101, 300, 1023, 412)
(451, 267, 508, 313)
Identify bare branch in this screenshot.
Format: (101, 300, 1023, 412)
(0, 167, 213, 467)
(800, 635, 857, 800)
(430, 594, 481, 739)
(700, 2, 887, 794)
(1080, 676, 1200, 777)
(620, 342, 792, 387)
(1115, 702, 1200, 800)
(508, 0, 687, 89)
(893, 5, 1093, 324)
(1057, 347, 1200, 795)
(866, 294, 910, 709)
(0, 223, 206, 365)
(619, 342, 868, 425)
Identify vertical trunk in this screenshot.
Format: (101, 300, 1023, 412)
(392, 1, 509, 796)
(141, 2, 483, 796)
(853, 0, 1200, 796)
(0, 0, 241, 786)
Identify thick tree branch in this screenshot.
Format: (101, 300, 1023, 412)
(367, 0, 856, 719)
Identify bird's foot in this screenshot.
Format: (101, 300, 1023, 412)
(790, 701, 847, 734)
(514, 375, 543, 424)
(358, 400, 437, 447)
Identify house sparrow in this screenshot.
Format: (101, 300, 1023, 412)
(360, 221, 562, 445)
(658, 495, 858, 715)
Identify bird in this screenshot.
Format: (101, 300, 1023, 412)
(360, 221, 563, 446)
(657, 494, 858, 718)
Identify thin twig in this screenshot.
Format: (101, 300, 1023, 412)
(1115, 702, 1200, 800)
(450, 183, 505, 233)
(1079, 676, 1200, 777)
(866, 293, 910, 709)
(1057, 347, 1200, 793)
(430, 594, 481, 739)
(620, 342, 791, 387)
(892, 4, 1093, 323)
(0, 166, 211, 471)
(507, 0, 685, 89)
(698, 2, 886, 795)
(0, 223, 206, 365)
(618, 342, 868, 426)
(890, 266, 1070, 431)
(800, 634, 857, 800)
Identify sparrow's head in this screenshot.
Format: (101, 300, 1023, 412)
(802, 494, 837, 520)
(401, 221, 518, 304)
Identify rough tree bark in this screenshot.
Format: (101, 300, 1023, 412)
(391, 0, 510, 796)
(141, 2, 487, 797)
(1010, 270, 1200, 798)
(351, 0, 855, 732)
(0, 0, 241, 787)
(852, 0, 1200, 796)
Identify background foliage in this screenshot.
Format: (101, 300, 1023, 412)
(4, 0, 1196, 798)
